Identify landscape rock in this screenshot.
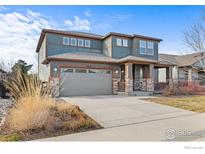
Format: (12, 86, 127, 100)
(0, 99, 13, 129)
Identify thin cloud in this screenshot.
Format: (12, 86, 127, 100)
(64, 16, 91, 31)
(94, 13, 133, 30)
(84, 10, 91, 17)
(0, 9, 55, 72)
(0, 6, 8, 12)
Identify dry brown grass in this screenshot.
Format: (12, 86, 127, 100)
(1, 68, 100, 140)
(146, 95, 205, 113)
(6, 69, 51, 100)
(5, 96, 98, 134)
(7, 96, 54, 132)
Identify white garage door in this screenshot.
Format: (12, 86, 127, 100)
(60, 68, 112, 96)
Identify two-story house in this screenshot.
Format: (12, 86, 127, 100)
(36, 29, 174, 96)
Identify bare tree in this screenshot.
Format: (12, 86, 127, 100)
(184, 14, 205, 82)
(184, 22, 205, 53)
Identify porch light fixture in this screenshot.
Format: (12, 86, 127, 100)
(121, 70, 124, 73)
(54, 67, 58, 72)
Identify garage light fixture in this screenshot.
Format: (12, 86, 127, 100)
(115, 70, 119, 74)
(54, 67, 58, 72)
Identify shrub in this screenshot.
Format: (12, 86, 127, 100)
(7, 96, 54, 132)
(4, 69, 54, 132)
(3, 69, 98, 135)
(163, 80, 205, 96)
(6, 68, 52, 101)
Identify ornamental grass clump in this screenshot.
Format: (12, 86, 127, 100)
(5, 69, 54, 132)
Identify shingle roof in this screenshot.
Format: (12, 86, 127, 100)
(47, 52, 159, 64)
(159, 54, 179, 65)
(43, 29, 104, 39)
(159, 52, 205, 67)
(47, 52, 117, 63)
(118, 55, 158, 63)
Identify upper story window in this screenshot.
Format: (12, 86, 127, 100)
(122, 39, 128, 47)
(147, 42, 154, 55)
(139, 40, 154, 56)
(71, 38, 77, 46)
(139, 40, 147, 55)
(85, 40, 91, 48)
(63, 37, 69, 45)
(63, 36, 90, 48)
(116, 38, 128, 47)
(78, 39, 84, 47)
(116, 38, 122, 46)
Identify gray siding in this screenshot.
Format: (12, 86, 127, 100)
(46, 33, 102, 56)
(45, 33, 159, 61)
(102, 36, 112, 57)
(38, 36, 50, 82)
(111, 36, 132, 59)
(132, 38, 158, 60)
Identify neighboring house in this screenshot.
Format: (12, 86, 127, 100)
(36, 29, 174, 96)
(158, 53, 205, 84)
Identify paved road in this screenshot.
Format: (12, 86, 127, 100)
(38, 95, 205, 141)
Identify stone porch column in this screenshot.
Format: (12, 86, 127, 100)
(125, 63, 133, 94)
(147, 64, 154, 92)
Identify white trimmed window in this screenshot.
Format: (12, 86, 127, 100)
(85, 40, 91, 48)
(147, 42, 154, 55)
(78, 39, 84, 47)
(63, 37, 69, 45)
(122, 39, 128, 47)
(139, 40, 146, 55)
(71, 38, 77, 46)
(116, 38, 122, 46)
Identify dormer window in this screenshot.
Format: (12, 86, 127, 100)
(116, 38, 122, 46)
(63, 37, 69, 45)
(71, 38, 77, 46)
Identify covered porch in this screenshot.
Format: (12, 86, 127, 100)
(117, 62, 173, 95)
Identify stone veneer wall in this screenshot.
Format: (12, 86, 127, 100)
(113, 78, 121, 94)
(146, 78, 154, 92)
(133, 79, 154, 92)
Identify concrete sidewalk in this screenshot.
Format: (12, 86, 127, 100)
(37, 96, 205, 141)
(38, 113, 205, 141)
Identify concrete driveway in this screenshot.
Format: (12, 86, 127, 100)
(62, 95, 193, 128)
(38, 95, 205, 141)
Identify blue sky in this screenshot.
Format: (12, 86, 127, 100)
(0, 5, 204, 71)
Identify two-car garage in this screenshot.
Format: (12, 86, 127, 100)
(60, 68, 113, 96)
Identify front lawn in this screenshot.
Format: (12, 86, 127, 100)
(145, 95, 205, 113)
